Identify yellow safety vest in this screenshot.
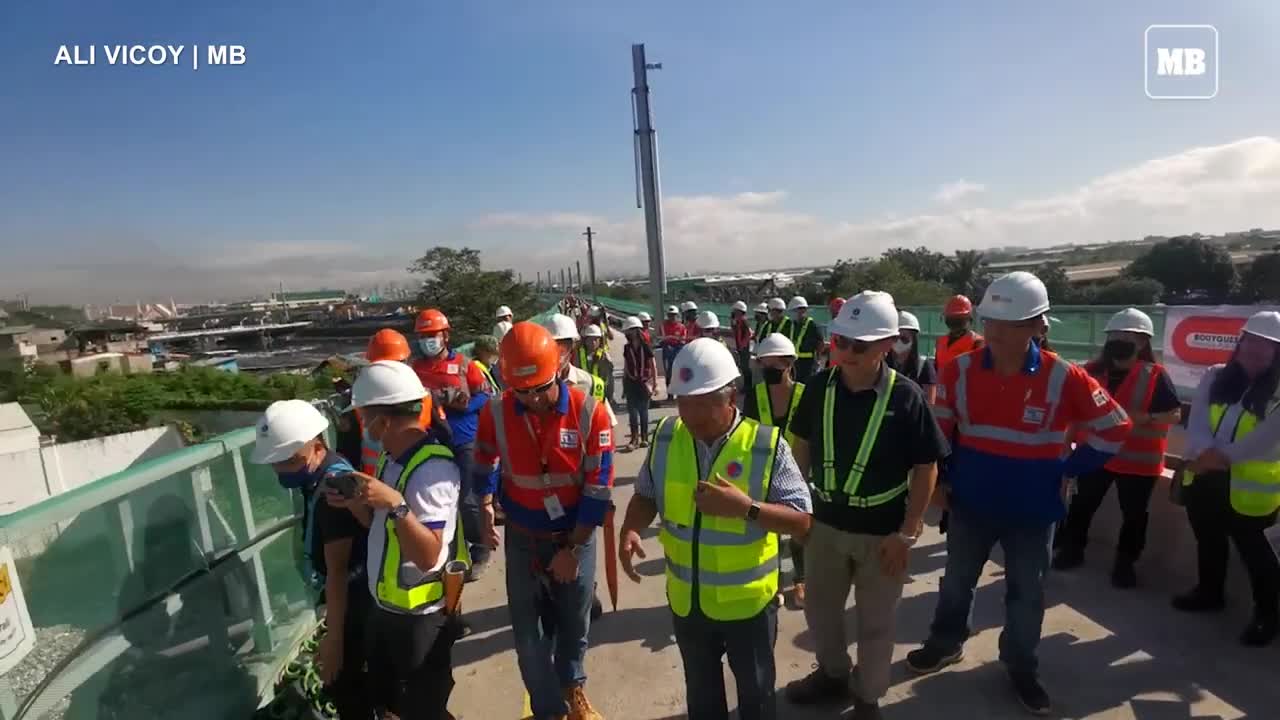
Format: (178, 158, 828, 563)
(793, 317, 816, 359)
(753, 382, 805, 447)
(475, 360, 498, 393)
(647, 416, 780, 621)
(373, 444, 471, 612)
(577, 346, 607, 381)
(761, 317, 793, 343)
(1193, 401, 1280, 517)
(814, 367, 905, 507)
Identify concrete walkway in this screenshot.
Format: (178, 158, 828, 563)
(449, 347, 1278, 719)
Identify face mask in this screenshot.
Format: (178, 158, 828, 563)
(1103, 340, 1136, 361)
(762, 367, 786, 384)
(1236, 339, 1277, 378)
(276, 448, 321, 489)
(945, 318, 968, 332)
(419, 337, 444, 356)
(892, 340, 912, 355)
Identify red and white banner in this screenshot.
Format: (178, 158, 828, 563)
(1162, 305, 1280, 392)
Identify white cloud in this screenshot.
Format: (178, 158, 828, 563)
(934, 179, 987, 204)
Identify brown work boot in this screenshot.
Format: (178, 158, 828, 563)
(564, 685, 604, 720)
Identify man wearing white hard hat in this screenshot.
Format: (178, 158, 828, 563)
(784, 292, 947, 719)
(759, 297, 792, 344)
(695, 310, 723, 342)
(907, 271, 1132, 715)
(493, 305, 514, 342)
(344, 360, 471, 718)
(753, 303, 770, 341)
(661, 305, 690, 398)
(1178, 309, 1280, 647)
(637, 311, 654, 345)
(730, 300, 755, 386)
(787, 296, 821, 380)
(251, 400, 373, 719)
(619, 338, 813, 720)
(886, 310, 938, 404)
(544, 313, 619, 429)
(1054, 307, 1182, 589)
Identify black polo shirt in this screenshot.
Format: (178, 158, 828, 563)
(789, 365, 949, 535)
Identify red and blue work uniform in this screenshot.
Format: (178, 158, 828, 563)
(413, 350, 492, 447)
(934, 343, 1133, 525)
(473, 380, 615, 532)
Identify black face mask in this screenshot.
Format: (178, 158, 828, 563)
(945, 318, 968, 332)
(1103, 340, 1136, 361)
(762, 367, 786, 385)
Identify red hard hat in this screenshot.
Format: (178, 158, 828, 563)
(366, 329, 411, 362)
(828, 297, 846, 316)
(415, 309, 450, 335)
(500, 322, 560, 391)
(943, 295, 973, 318)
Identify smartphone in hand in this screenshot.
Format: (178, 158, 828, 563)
(324, 472, 365, 499)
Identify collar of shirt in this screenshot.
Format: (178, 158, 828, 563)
(980, 341, 1042, 374)
(388, 432, 438, 469)
(513, 379, 572, 416)
(693, 410, 744, 475)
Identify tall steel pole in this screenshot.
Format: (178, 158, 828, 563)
(576, 261, 582, 291)
(632, 44, 667, 322)
(584, 226, 598, 300)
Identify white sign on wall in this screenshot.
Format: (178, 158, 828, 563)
(0, 545, 36, 675)
(1162, 305, 1280, 393)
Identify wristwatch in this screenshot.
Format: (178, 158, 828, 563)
(390, 503, 411, 521)
(745, 502, 762, 522)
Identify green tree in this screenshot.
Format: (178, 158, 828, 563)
(946, 250, 990, 298)
(882, 247, 953, 284)
(409, 247, 540, 340)
(825, 257, 952, 305)
(1239, 252, 1280, 302)
(1127, 236, 1236, 300)
(1036, 264, 1073, 304)
(1091, 277, 1165, 305)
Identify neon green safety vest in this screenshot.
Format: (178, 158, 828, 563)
(1187, 401, 1280, 517)
(588, 373, 606, 401)
(793, 317, 815, 359)
(647, 416, 780, 621)
(762, 317, 793, 343)
(814, 367, 905, 507)
(475, 360, 497, 392)
(577, 346, 607, 380)
(373, 443, 471, 612)
(753, 382, 805, 447)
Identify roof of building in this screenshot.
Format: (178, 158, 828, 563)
(0, 325, 36, 337)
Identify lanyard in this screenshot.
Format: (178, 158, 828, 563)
(522, 413, 558, 493)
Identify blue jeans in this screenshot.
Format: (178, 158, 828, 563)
(925, 507, 1052, 676)
(504, 529, 598, 718)
(453, 443, 490, 565)
(672, 606, 777, 720)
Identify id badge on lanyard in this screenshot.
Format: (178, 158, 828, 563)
(523, 415, 567, 520)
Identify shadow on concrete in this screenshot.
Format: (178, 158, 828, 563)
(454, 602, 678, 669)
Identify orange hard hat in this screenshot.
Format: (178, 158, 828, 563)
(943, 295, 974, 318)
(366, 329, 412, 362)
(499, 321, 559, 390)
(415, 309, 450, 335)
(828, 297, 846, 316)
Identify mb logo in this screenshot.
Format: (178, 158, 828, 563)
(1145, 25, 1218, 99)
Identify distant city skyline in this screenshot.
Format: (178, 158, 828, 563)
(2, 1, 1277, 304)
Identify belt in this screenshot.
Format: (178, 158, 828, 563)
(505, 520, 570, 541)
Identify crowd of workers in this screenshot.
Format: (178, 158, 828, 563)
(246, 269, 1280, 720)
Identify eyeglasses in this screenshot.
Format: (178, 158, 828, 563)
(514, 379, 557, 397)
(831, 335, 875, 354)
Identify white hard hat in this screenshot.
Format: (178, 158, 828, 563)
(1104, 307, 1154, 337)
(582, 323, 603, 338)
(695, 311, 720, 330)
(829, 291, 899, 342)
(495, 305, 513, 319)
(767, 297, 787, 311)
(979, 271, 1051, 322)
(1243, 310, 1280, 343)
(788, 296, 809, 311)
(666, 305, 679, 315)
(680, 301, 698, 312)
(251, 399, 329, 465)
(754, 303, 768, 314)
(669, 338, 740, 396)
(638, 311, 652, 322)
(898, 310, 921, 332)
(731, 301, 749, 313)
(623, 316, 643, 331)
(352, 360, 427, 409)
(544, 313, 580, 341)
(755, 333, 797, 359)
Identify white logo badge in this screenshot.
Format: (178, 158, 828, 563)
(1022, 406, 1047, 425)
(598, 430, 611, 447)
(559, 429, 579, 449)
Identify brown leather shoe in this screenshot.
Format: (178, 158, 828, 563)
(564, 685, 604, 720)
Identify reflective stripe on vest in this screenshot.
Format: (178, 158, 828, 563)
(761, 318, 793, 343)
(372, 444, 470, 612)
(753, 381, 805, 447)
(489, 390, 602, 494)
(1196, 400, 1280, 517)
(577, 347, 606, 380)
(794, 317, 815, 359)
(953, 351, 1071, 451)
(935, 331, 980, 370)
(648, 416, 779, 621)
(1091, 361, 1170, 476)
(816, 367, 902, 506)
(590, 375, 606, 401)
(476, 361, 497, 393)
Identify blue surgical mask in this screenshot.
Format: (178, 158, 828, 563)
(276, 468, 316, 490)
(419, 337, 444, 356)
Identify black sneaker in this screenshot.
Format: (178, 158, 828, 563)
(1171, 588, 1225, 613)
(784, 667, 850, 705)
(1110, 559, 1137, 589)
(1239, 614, 1278, 647)
(905, 645, 964, 675)
(1050, 546, 1084, 571)
(1010, 672, 1051, 716)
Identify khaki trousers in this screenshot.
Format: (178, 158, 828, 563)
(803, 520, 906, 702)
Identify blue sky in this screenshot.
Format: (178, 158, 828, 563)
(2, 1, 1277, 303)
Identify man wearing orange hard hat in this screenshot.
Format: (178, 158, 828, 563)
(471, 322, 614, 720)
(934, 295, 984, 372)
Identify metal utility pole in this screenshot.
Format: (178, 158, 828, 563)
(584, 226, 598, 300)
(560, 268, 566, 290)
(576, 261, 582, 292)
(632, 44, 667, 322)
(536, 271, 542, 290)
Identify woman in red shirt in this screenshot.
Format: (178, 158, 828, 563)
(659, 306, 687, 399)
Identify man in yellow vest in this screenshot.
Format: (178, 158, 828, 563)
(619, 338, 814, 720)
(344, 360, 471, 719)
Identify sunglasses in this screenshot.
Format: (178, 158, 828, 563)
(831, 335, 877, 353)
(514, 379, 557, 397)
